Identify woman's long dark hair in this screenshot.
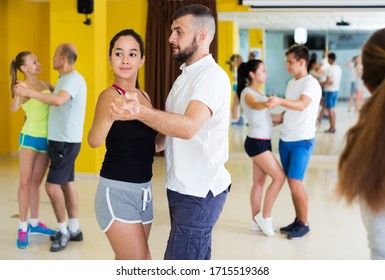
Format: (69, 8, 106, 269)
(245, 59, 263, 84)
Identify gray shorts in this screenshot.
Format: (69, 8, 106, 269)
(94, 176, 153, 232)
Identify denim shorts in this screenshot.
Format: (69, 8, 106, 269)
(19, 133, 48, 152)
(279, 139, 315, 181)
(94, 176, 153, 232)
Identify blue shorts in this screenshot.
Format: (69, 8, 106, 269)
(19, 133, 48, 152)
(244, 137, 272, 157)
(164, 187, 230, 260)
(279, 139, 315, 181)
(232, 84, 237, 92)
(325, 91, 339, 108)
(95, 177, 153, 232)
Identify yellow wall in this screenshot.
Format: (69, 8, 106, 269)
(0, 0, 148, 174)
(86, 0, 148, 173)
(218, 21, 239, 79)
(89, 0, 148, 173)
(217, 0, 245, 75)
(249, 28, 265, 60)
(0, 0, 9, 155)
(217, 0, 253, 75)
(107, 1, 148, 88)
(218, 21, 239, 110)
(1, 0, 51, 154)
(218, 0, 265, 62)
(1, 0, 241, 173)
(49, 0, 108, 173)
(217, 0, 249, 12)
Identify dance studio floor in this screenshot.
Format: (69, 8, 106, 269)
(0, 102, 370, 260)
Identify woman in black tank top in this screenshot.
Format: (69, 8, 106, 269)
(88, 29, 164, 260)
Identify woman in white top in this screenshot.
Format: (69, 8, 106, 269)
(240, 59, 285, 237)
(345, 55, 358, 112)
(354, 55, 365, 112)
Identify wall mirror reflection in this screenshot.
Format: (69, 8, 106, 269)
(220, 6, 385, 156)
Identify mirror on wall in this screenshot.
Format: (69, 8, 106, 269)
(220, 8, 385, 156)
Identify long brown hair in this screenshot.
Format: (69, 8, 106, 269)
(9, 51, 31, 98)
(337, 28, 385, 213)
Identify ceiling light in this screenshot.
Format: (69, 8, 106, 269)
(294, 27, 307, 44)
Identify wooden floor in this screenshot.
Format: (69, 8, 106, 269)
(0, 102, 370, 260)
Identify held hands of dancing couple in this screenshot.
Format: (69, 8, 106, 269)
(265, 95, 281, 109)
(110, 89, 141, 120)
(13, 81, 29, 97)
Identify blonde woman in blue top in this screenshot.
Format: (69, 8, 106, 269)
(10, 51, 55, 249)
(240, 59, 285, 237)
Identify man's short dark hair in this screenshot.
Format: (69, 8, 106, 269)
(285, 44, 309, 65)
(172, 4, 213, 21)
(172, 4, 215, 42)
(328, 52, 336, 62)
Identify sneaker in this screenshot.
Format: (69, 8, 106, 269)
(29, 222, 55, 236)
(49, 228, 83, 242)
(280, 218, 299, 233)
(254, 213, 275, 237)
(16, 229, 29, 249)
(50, 231, 70, 252)
(231, 116, 244, 126)
(287, 222, 310, 239)
(324, 128, 336, 133)
(238, 116, 244, 126)
(250, 220, 261, 231)
(69, 229, 83, 241)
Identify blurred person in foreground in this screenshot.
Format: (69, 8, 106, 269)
(337, 28, 385, 260)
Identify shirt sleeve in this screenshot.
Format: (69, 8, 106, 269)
(302, 78, 321, 100)
(60, 73, 81, 98)
(191, 68, 231, 116)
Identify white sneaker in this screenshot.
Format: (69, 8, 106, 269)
(254, 212, 275, 237)
(250, 219, 261, 231)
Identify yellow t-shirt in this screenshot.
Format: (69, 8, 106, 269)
(21, 89, 51, 138)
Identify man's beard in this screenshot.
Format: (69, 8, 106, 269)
(173, 37, 199, 63)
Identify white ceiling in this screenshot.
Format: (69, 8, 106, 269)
(218, 8, 385, 32)
(28, 0, 385, 32)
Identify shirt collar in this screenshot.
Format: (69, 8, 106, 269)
(180, 54, 213, 73)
